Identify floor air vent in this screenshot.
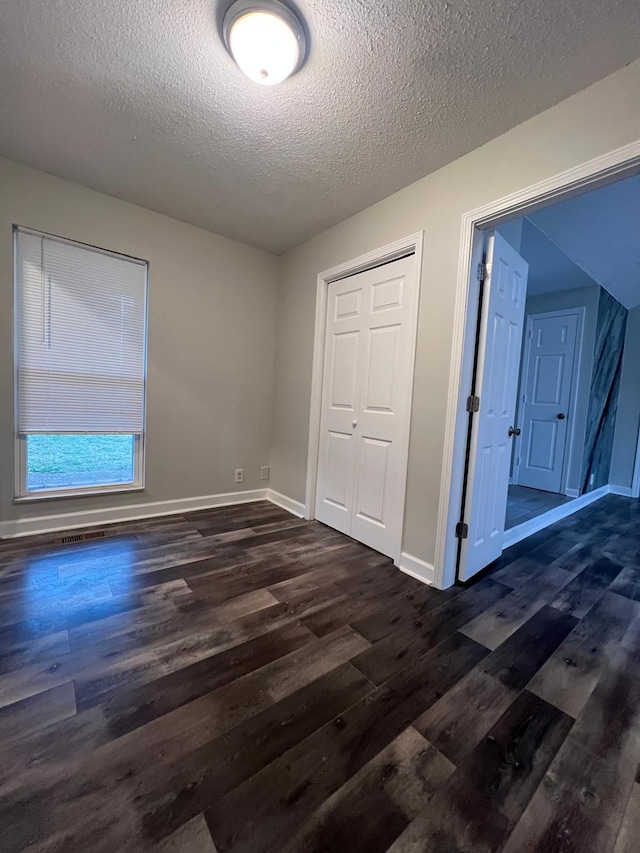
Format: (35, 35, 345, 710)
(56, 530, 107, 545)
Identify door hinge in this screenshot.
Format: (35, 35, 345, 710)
(455, 522, 469, 539)
(477, 262, 487, 282)
(466, 395, 480, 413)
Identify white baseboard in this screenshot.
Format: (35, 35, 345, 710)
(609, 484, 634, 497)
(266, 489, 306, 518)
(565, 488, 580, 498)
(0, 488, 269, 539)
(503, 484, 610, 549)
(396, 551, 435, 586)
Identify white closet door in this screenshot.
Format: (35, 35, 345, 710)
(315, 254, 418, 559)
(459, 232, 529, 581)
(315, 277, 364, 535)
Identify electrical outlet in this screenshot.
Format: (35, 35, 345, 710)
(234, 468, 244, 484)
(260, 466, 270, 481)
(589, 473, 595, 486)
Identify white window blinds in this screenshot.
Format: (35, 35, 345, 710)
(15, 229, 148, 434)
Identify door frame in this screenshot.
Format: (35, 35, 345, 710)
(435, 139, 640, 589)
(304, 231, 425, 562)
(512, 307, 585, 495)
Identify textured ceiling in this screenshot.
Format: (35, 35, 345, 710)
(528, 176, 640, 309)
(1, 1, 640, 254)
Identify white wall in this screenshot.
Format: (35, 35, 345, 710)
(496, 219, 523, 253)
(0, 158, 279, 525)
(610, 305, 640, 490)
(269, 59, 640, 574)
(519, 218, 603, 297)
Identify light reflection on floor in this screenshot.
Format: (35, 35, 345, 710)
(9, 537, 139, 621)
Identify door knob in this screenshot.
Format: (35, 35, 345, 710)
(352, 420, 357, 428)
(508, 426, 521, 437)
(557, 413, 566, 420)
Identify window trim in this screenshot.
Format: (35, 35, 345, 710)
(12, 225, 149, 502)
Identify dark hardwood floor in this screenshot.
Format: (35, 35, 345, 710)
(0, 495, 638, 852)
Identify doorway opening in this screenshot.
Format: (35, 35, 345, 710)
(443, 146, 640, 586)
(494, 189, 636, 552)
(506, 303, 585, 527)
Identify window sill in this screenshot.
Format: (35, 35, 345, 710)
(13, 484, 145, 503)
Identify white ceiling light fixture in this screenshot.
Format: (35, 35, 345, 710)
(223, 0, 307, 86)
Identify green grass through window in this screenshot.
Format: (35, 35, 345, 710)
(27, 434, 135, 490)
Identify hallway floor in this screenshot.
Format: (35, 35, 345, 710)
(506, 483, 574, 529)
(0, 496, 638, 852)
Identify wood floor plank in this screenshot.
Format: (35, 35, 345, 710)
(0, 578, 115, 628)
(350, 584, 454, 644)
(0, 681, 76, 743)
(551, 554, 626, 618)
(0, 705, 109, 795)
(0, 629, 70, 676)
(195, 513, 303, 539)
(467, 689, 574, 824)
(281, 727, 454, 853)
(460, 564, 574, 650)
(480, 605, 579, 686)
(488, 555, 549, 586)
(528, 590, 639, 718)
(73, 593, 358, 711)
(414, 605, 578, 765)
(101, 621, 316, 737)
(139, 578, 192, 605)
(621, 607, 640, 651)
(609, 564, 640, 602)
(136, 662, 375, 844)
(502, 644, 640, 853)
(0, 493, 637, 853)
(351, 578, 511, 685)
(2, 589, 323, 711)
(187, 559, 325, 605)
(568, 643, 640, 766)
(0, 590, 147, 648)
(387, 691, 573, 853)
(154, 814, 218, 852)
(0, 625, 370, 799)
(68, 597, 182, 650)
(266, 558, 360, 600)
(613, 780, 640, 853)
(301, 572, 414, 637)
(386, 773, 511, 853)
(205, 632, 488, 853)
(501, 739, 623, 853)
(205, 588, 279, 623)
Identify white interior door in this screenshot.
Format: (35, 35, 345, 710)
(515, 311, 579, 493)
(315, 254, 418, 559)
(459, 232, 529, 581)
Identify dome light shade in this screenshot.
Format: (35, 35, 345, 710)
(223, 1, 307, 86)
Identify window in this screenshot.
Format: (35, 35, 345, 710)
(14, 227, 148, 499)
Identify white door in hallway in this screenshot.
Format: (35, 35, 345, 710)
(516, 311, 579, 493)
(459, 232, 529, 581)
(315, 254, 418, 559)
